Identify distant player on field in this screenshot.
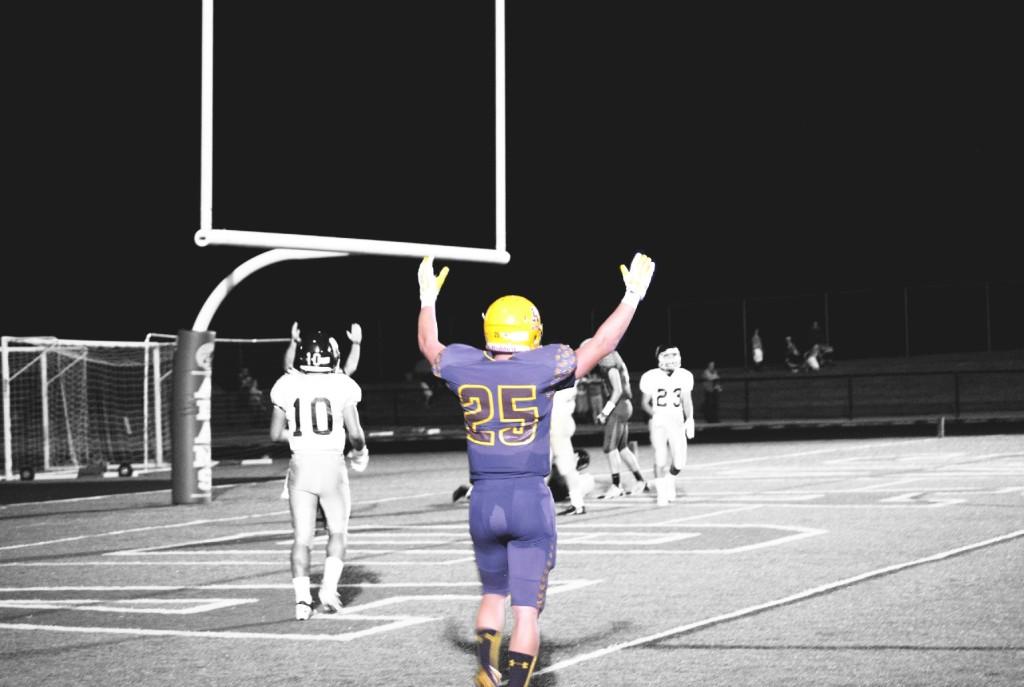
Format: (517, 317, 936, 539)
(639, 345, 695, 505)
(550, 379, 594, 516)
(592, 347, 648, 498)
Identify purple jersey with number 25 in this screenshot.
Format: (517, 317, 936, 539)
(436, 342, 576, 610)
(436, 343, 577, 482)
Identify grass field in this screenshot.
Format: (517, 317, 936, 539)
(1, 433, 1022, 686)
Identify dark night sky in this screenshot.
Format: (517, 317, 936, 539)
(6, 2, 1020, 377)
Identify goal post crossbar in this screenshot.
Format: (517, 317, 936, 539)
(197, 0, 509, 268)
(194, 229, 510, 265)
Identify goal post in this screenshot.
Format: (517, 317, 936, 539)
(173, 1, 513, 504)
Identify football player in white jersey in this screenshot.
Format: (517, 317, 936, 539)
(638, 345, 695, 505)
(550, 380, 595, 515)
(279, 321, 362, 500)
(270, 330, 368, 620)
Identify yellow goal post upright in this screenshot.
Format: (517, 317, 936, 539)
(172, 0, 511, 505)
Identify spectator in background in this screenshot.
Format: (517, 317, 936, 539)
(803, 343, 822, 372)
(701, 360, 722, 423)
(784, 336, 802, 373)
(237, 367, 266, 421)
(573, 372, 598, 421)
(807, 320, 824, 351)
(750, 328, 764, 371)
(806, 321, 835, 368)
(408, 357, 444, 407)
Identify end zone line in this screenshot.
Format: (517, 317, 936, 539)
(695, 439, 929, 468)
(534, 528, 1024, 679)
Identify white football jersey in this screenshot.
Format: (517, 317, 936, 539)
(269, 371, 362, 455)
(639, 367, 693, 424)
(550, 381, 578, 438)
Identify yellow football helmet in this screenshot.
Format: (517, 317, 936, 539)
(483, 295, 543, 353)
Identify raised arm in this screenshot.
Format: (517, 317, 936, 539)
(417, 257, 450, 365)
(575, 253, 655, 379)
(283, 321, 300, 372)
(342, 323, 362, 376)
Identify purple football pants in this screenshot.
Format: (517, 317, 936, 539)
(468, 476, 557, 612)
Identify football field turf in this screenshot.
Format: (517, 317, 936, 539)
(1, 434, 1022, 686)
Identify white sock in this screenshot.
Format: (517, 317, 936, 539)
(655, 476, 671, 505)
(322, 556, 344, 593)
(293, 576, 312, 604)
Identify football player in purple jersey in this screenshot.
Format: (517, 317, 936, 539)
(417, 252, 655, 687)
(591, 346, 649, 498)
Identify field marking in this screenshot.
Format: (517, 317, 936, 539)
(0, 617, 437, 643)
(0, 598, 257, 614)
(534, 528, 1024, 679)
(847, 477, 925, 492)
(877, 492, 964, 506)
(0, 579, 599, 642)
(0, 582, 488, 592)
(0, 482, 247, 507)
(660, 505, 763, 523)
(0, 512, 291, 552)
(824, 451, 967, 465)
(0, 522, 823, 568)
(0, 492, 451, 552)
(695, 440, 929, 468)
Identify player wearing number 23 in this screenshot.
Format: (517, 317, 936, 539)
(638, 345, 695, 505)
(417, 252, 655, 687)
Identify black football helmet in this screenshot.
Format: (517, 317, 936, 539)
(294, 330, 340, 373)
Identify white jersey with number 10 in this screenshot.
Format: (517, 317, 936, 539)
(269, 371, 362, 455)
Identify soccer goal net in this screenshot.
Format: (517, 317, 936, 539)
(1, 334, 290, 480)
(1, 336, 175, 479)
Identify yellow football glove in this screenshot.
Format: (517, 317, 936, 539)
(346, 323, 362, 345)
(418, 256, 450, 307)
(620, 252, 655, 307)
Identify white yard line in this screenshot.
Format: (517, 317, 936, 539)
(533, 528, 1024, 679)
